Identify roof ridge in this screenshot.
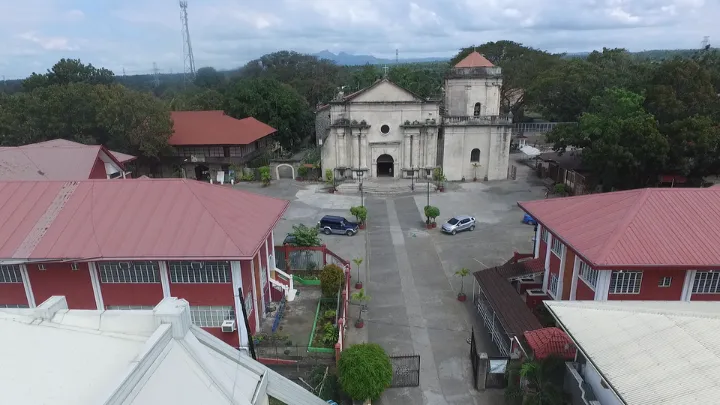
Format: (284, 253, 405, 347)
(594, 189, 651, 264)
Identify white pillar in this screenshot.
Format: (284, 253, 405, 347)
(19, 264, 36, 308)
(594, 270, 611, 301)
(159, 261, 171, 298)
(542, 233, 552, 292)
(250, 257, 260, 330)
(534, 224, 542, 258)
(404, 134, 412, 169)
(681, 270, 697, 302)
(569, 256, 580, 301)
(88, 262, 104, 310)
(231, 261, 249, 347)
(555, 244, 567, 300)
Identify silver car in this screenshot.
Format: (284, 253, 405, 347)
(441, 215, 476, 235)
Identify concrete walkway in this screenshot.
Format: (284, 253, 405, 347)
(366, 196, 503, 405)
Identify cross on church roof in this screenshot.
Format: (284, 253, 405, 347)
(382, 65, 389, 77)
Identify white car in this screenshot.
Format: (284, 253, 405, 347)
(441, 215, 476, 235)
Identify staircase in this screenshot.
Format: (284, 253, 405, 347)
(336, 179, 437, 196)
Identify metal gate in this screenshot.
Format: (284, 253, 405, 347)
(470, 328, 480, 389)
(389, 354, 420, 387)
(469, 328, 509, 389)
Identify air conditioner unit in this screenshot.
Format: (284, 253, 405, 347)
(221, 319, 237, 333)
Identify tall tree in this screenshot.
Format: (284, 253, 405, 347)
(224, 78, 313, 150)
(194, 67, 226, 89)
(23, 59, 115, 91)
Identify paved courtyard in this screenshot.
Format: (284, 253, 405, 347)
(235, 158, 546, 404)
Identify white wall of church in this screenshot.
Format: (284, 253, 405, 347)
(442, 126, 512, 181)
(444, 78, 502, 117)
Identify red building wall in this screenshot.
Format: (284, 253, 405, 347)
(27, 263, 96, 309)
(169, 283, 234, 306)
(538, 239, 548, 263)
(691, 293, 720, 301)
(204, 327, 239, 347)
(0, 283, 27, 306)
(608, 269, 685, 301)
(89, 158, 106, 179)
(575, 278, 595, 300)
(547, 251, 561, 296)
(561, 251, 575, 300)
(101, 283, 164, 307)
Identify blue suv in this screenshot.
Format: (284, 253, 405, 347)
(317, 215, 359, 236)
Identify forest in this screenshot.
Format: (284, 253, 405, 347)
(0, 41, 719, 189)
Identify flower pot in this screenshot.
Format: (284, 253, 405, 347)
(431, 222, 437, 229)
(426, 224, 433, 229)
(355, 281, 363, 289)
(355, 319, 364, 328)
(457, 293, 467, 302)
(473, 178, 477, 182)
(328, 189, 335, 194)
(359, 223, 366, 230)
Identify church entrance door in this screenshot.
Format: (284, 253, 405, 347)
(377, 154, 394, 177)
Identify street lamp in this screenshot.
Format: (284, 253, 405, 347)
(425, 168, 432, 207)
(410, 167, 415, 192)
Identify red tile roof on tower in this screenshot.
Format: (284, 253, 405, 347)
(0, 179, 289, 260)
(454, 51, 495, 68)
(518, 188, 720, 268)
(524, 327, 576, 360)
(170, 111, 277, 146)
(0, 142, 128, 181)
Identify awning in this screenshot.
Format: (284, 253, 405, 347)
(520, 145, 541, 157)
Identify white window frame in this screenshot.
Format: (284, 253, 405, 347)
(541, 228, 549, 243)
(0, 304, 29, 309)
(609, 271, 642, 294)
(190, 306, 235, 328)
(578, 260, 598, 289)
(168, 261, 231, 284)
(548, 273, 559, 298)
(551, 238, 564, 257)
(692, 271, 720, 294)
(0, 264, 22, 283)
(71, 262, 79, 271)
(38, 264, 46, 271)
(658, 277, 672, 288)
(106, 305, 154, 310)
(99, 261, 160, 283)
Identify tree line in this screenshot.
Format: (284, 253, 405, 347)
(0, 42, 718, 190)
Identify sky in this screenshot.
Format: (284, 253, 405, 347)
(0, 0, 717, 79)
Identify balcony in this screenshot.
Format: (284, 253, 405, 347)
(565, 362, 601, 405)
(443, 115, 513, 126)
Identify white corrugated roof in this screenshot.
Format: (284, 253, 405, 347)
(546, 300, 720, 405)
(0, 296, 327, 405)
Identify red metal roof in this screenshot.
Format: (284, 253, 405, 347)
(518, 188, 720, 268)
(169, 111, 277, 146)
(0, 143, 126, 181)
(454, 51, 494, 68)
(25, 139, 137, 163)
(0, 179, 288, 260)
(524, 327, 576, 360)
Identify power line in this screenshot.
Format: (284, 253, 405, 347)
(152, 62, 160, 87)
(179, 0, 196, 86)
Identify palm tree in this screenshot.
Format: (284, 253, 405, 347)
(351, 289, 370, 328)
(352, 257, 363, 289)
(505, 356, 566, 405)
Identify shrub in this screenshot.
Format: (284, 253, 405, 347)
(259, 166, 271, 186)
(338, 343, 392, 401)
(321, 322, 339, 346)
(424, 205, 440, 222)
(319, 263, 345, 297)
(325, 169, 334, 184)
(350, 206, 367, 224)
(433, 167, 446, 182)
(289, 224, 322, 247)
(241, 172, 255, 182)
(298, 166, 309, 178)
(554, 183, 569, 196)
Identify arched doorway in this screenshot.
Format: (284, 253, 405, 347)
(275, 164, 295, 179)
(194, 165, 209, 181)
(376, 154, 394, 177)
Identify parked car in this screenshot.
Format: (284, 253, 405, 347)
(317, 215, 359, 236)
(282, 234, 297, 245)
(522, 213, 537, 225)
(441, 215, 476, 235)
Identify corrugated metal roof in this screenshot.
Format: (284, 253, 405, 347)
(454, 51, 495, 68)
(169, 111, 277, 146)
(518, 188, 720, 268)
(0, 179, 289, 260)
(24, 139, 136, 162)
(546, 300, 720, 405)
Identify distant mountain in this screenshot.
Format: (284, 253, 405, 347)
(315, 50, 448, 66)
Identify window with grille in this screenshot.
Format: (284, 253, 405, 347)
(609, 271, 642, 294)
(168, 261, 231, 283)
(0, 264, 22, 283)
(692, 271, 720, 294)
(0, 304, 29, 309)
(106, 305, 154, 310)
(190, 306, 235, 328)
(658, 277, 672, 287)
(99, 261, 160, 283)
(540, 228, 549, 243)
(549, 273, 559, 297)
(578, 260, 598, 288)
(551, 238, 564, 257)
(473, 102, 482, 117)
(245, 292, 254, 315)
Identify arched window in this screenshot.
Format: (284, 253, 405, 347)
(470, 148, 480, 162)
(473, 102, 481, 117)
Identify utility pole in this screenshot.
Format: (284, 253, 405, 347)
(395, 49, 399, 64)
(152, 62, 160, 87)
(179, 0, 196, 86)
(702, 36, 710, 51)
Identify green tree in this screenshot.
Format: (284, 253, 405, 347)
(224, 78, 313, 150)
(546, 88, 669, 190)
(23, 58, 114, 91)
(319, 264, 345, 297)
(288, 224, 321, 247)
(505, 356, 566, 405)
(170, 88, 226, 111)
(194, 67, 226, 89)
(338, 343, 392, 401)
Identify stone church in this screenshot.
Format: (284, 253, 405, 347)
(316, 51, 513, 181)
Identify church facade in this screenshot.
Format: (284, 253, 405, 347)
(316, 52, 513, 181)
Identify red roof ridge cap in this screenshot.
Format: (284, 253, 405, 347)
(594, 189, 653, 264)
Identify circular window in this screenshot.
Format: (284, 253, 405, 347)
(380, 124, 390, 134)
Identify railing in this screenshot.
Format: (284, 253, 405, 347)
(271, 268, 294, 296)
(444, 115, 513, 125)
(565, 362, 599, 405)
(514, 122, 577, 134)
(274, 245, 350, 272)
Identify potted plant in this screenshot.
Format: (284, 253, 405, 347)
(472, 163, 480, 181)
(350, 206, 367, 229)
(433, 167, 446, 192)
(351, 289, 370, 328)
(424, 205, 440, 228)
(455, 268, 470, 301)
(259, 166, 271, 187)
(325, 169, 335, 193)
(352, 257, 364, 289)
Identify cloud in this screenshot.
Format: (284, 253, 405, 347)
(0, 0, 717, 78)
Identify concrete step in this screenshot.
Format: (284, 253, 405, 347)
(336, 181, 437, 195)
